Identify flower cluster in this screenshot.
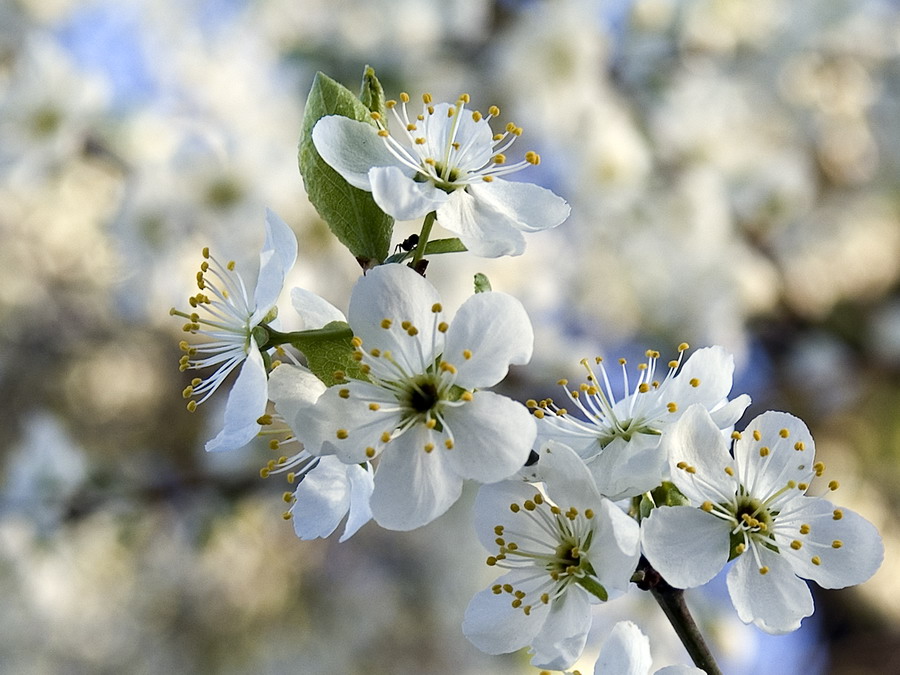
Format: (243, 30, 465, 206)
(172, 77, 884, 675)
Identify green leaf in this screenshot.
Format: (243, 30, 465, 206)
(474, 272, 492, 293)
(358, 65, 386, 120)
(383, 236, 467, 264)
(287, 321, 368, 387)
(299, 71, 393, 267)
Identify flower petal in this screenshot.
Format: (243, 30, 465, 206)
(205, 342, 267, 452)
(441, 391, 535, 483)
(665, 346, 739, 411)
(593, 621, 652, 675)
(251, 209, 298, 321)
(663, 405, 738, 504)
(727, 547, 814, 634)
(444, 291, 533, 390)
(290, 287, 346, 329)
(529, 588, 592, 670)
(340, 461, 374, 541)
(348, 263, 442, 373)
(463, 570, 545, 656)
(437, 188, 527, 257)
(776, 496, 883, 589)
(311, 115, 403, 190)
(533, 441, 603, 513)
(587, 434, 667, 500)
(472, 479, 548, 552)
(369, 427, 463, 530)
(369, 165, 448, 221)
(290, 456, 358, 540)
(590, 498, 642, 596)
(267, 363, 326, 423)
(641, 506, 731, 588)
(735, 411, 815, 502)
(467, 178, 570, 233)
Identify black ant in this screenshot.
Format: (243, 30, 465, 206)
(394, 233, 419, 254)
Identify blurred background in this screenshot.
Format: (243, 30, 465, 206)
(1, 0, 898, 673)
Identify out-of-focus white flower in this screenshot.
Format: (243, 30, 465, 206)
(642, 405, 884, 634)
(551, 620, 704, 675)
(312, 93, 570, 257)
(171, 209, 296, 452)
(464, 442, 640, 670)
(530, 345, 750, 499)
(288, 263, 536, 531)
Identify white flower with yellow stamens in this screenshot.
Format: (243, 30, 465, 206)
(641, 405, 884, 634)
(170, 208, 297, 452)
(530, 345, 751, 500)
(463, 441, 640, 670)
(311, 92, 570, 257)
(288, 263, 536, 531)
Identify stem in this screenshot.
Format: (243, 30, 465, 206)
(636, 557, 722, 675)
(258, 324, 353, 351)
(410, 211, 437, 269)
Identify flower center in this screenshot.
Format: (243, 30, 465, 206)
(407, 377, 441, 414)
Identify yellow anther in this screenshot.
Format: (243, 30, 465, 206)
(667, 402, 678, 413)
(493, 153, 506, 164)
(735, 543, 746, 554)
(182, 386, 193, 399)
(832, 509, 843, 520)
(814, 461, 825, 476)
(701, 501, 714, 512)
(386, 99, 397, 108)
(798, 482, 808, 491)
(269, 439, 280, 450)
(462, 349, 472, 360)
(471, 111, 482, 122)
(444, 439, 454, 449)
(828, 480, 839, 491)
(668, 360, 679, 368)
(759, 446, 770, 457)
(282, 491, 294, 503)
(732, 431, 742, 440)
(753, 430, 761, 441)
(510, 503, 520, 513)
(811, 556, 821, 566)
(779, 428, 790, 438)
(286, 472, 296, 483)
(425, 419, 437, 429)
(381, 318, 392, 329)
(422, 93, 432, 104)
(759, 566, 769, 575)
(380, 431, 392, 443)
(368, 403, 380, 411)
(370, 111, 381, 120)
(533, 409, 545, 419)
(257, 414, 273, 425)
(365, 447, 376, 458)
(800, 524, 811, 534)
(333, 370, 346, 381)
(791, 540, 802, 550)
(351, 336, 362, 348)
(415, 137, 426, 145)
(486, 556, 497, 566)
(794, 441, 805, 451)
(259, 467, 270, 478)
(525, 399, 537, 408)
(678, 342, 689, 351)
(689, 378, 700, 388)
(638, 383, 650, 393)
(400, 92, 410, 103)
(461, 391, 473, 402)
(725, 466, 735, 476)
(406, 123, 417, 131)
(186, 401, 197, 412)
(424, 443, 434, 453)
(437, 321, 449, 332)
(525, 151, 541, 165)
(339, 388, 350, 399)
(447, 106, 456, 118)
(482, 176, 494, 182)
(832, 540, 843, 549)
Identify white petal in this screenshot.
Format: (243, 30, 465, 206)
(594, 621, 652, 675)
(727, 548, 814, 634)
(369, 165, 448, 221)
(267, 363, 326, 424)
(656, 667, 706, 675)
(590, 499, 642, 596)
(534, 441, 603, 513)
(641, 506, 731, 588)
(290, 287, 345, 330)
(467, 178, 570, 233)
(708, 393, 751, 429)
(437, 188, 527, 257)
(776, 497, 883, 589)
(205, 343, 267, 452)
(472, 480, 548, 552)
(339, 461, 374, 541)
(369, 428, 463, 530)
(348, 263, 442, 373)
(463, 570, 545, 656)
(292, 381, 398, 463)
(663, 405, 738, 504)
(442, 392, 535, 483)
(588, 434, 667, 500)
(311, 115, 403, 190)
(664, 346, 739, 410)
(529, 588, 592, 670)
(251, 209, 298, 321)
(290, 456, 355, 540)
(735, 411, 815, 501)
(445, 291, 533, 389)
